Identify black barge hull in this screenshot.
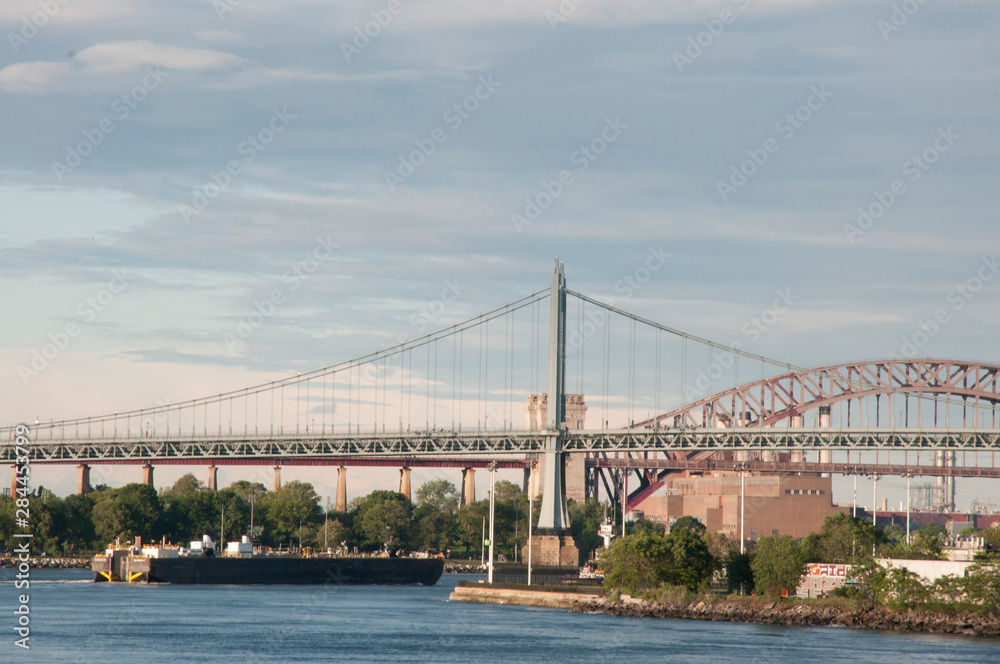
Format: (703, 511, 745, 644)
(93, 554, 444, 586)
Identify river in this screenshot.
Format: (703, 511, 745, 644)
(4, 569, 998, 662)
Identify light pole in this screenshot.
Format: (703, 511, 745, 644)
(298, 489, 305, 551)
(325, 496, 330, 552)
(248, 488, 258, 540)
(528, 460, 536, 586)
(734, 462, 749, 554)
(852, 468, 858, 518)
(871, 473, 880, 556)
(904, 471, 914, 544)
(487, 460, 497, 584)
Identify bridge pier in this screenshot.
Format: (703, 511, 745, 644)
(336, 466, 347, 512)
(207, 465, 218, 491)
(399, 467, 411, 501)
(461, 468, 476, 506)
(9, 465, 16, 498)
(142, 463, 154, 488)
(273, 465, 281, 492)
(76, 464, 91, 495)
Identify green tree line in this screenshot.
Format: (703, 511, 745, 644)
(0, 476, 606, 558)
(599, 512, 1000, 613)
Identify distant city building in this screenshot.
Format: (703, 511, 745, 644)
(640, 472, 846, 541)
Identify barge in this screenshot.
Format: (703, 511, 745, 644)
(92, 536, 444, 586)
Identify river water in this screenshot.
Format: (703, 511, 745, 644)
(4, 569, 998, 662)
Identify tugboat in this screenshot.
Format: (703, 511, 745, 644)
(92, 536, 444, 586)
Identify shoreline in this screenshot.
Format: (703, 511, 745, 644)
(450, 586, 1000, 637)
(1, 557, 90, 569)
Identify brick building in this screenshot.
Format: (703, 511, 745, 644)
(639, 472, 847, 543)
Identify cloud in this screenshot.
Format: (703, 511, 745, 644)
(0, 40, 246, 93)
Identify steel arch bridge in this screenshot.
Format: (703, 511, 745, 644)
(603, 359, 1000, 511)
(638, 359, 1000, 430)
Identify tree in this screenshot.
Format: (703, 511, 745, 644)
(599, 532, 672, 595)
(599, 528, 715, 595)
(725, 551, 754, 594)
(670, 516, 706, 534)
(626, 517, 665, 537)
(413, 480, 460, 551)
(456, 500, 489, 555)
(91, 484, 163, 546)
(752, 535, 808, 596)
(661, 527, 715, 591)
(351, 490, 412, 551)
(260, 481, 322, 547)
(803, 513, 880, 565)
(570, 499, 606, 558)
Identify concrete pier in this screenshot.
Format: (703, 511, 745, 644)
(336, 466, 347, 512)
(76, 464, 91, 495)
(142, 463, 154, 487)
(461, 468, 476, 506)
(273, 465, 281, 492)
(399, 467, 411, 501)
(207, 465, 218, 491)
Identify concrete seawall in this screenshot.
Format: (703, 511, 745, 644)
(449, 587, 1000, 637)
(449, 586, 601, 610)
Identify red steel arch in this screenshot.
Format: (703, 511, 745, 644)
(638, 359, 1000, 430)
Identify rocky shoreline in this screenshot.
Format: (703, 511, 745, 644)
(1, 557, 91, 569)
(572, 597, 1000, 637)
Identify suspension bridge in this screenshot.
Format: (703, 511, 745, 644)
(5, 260, 1000, 541)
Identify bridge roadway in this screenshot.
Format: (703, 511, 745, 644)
(591, 456, 1000, 479)
(7, 427, 1000, 464)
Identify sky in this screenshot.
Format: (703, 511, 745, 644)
(1, 0, 998, 510)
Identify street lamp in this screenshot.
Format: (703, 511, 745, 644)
(298, 489, 305, 551)
(487, 461, 498, 584)
(734, 462, 749, 554)
(527, 460, 537, 586)
(248, 488, 258, 540)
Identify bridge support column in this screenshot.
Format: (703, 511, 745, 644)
(207, 465, 218, 491)
(336, 467, 347, 512)
(142, 464, 154, 488)
(273, 466, 281, 492)
(461, 468, 476, 506)
(10, 465, 16, 498)
(526, 261, 580, 567)
(399, 467, 411, 501)
(818, 405, 832, 477)
(76, 464, 91, 496)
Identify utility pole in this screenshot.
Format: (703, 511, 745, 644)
(734, 462, 749, 554)
(528, 459, 536, 586)
(325, 496, 330, 551)
(488, 460, 497, 584)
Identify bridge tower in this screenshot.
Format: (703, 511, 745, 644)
(524, 260, 580, 566)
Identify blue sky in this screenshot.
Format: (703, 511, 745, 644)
(2, 0, 998, 507)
